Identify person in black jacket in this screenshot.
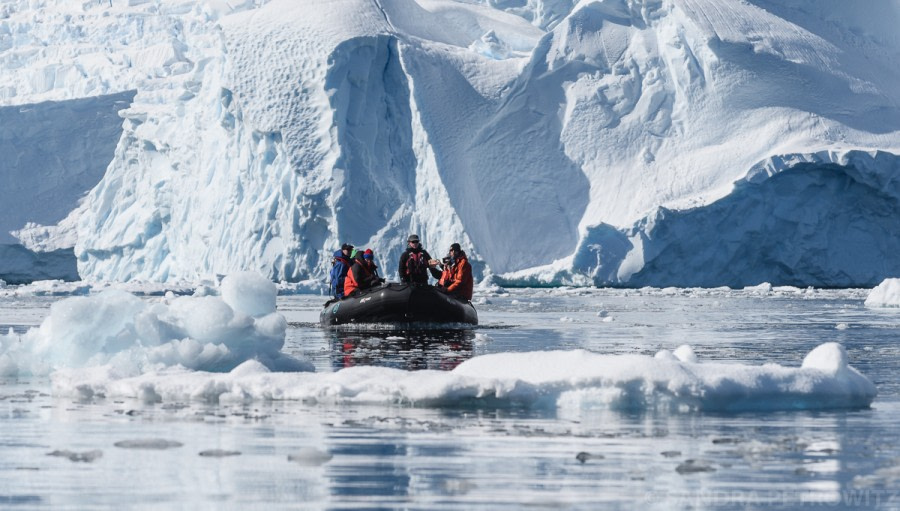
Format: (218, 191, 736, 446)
(398, 234, 441, 284)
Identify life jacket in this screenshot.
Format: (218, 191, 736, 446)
(404, 250, 428, 282)
(344, 257, 375, 296)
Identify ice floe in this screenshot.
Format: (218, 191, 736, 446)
(48, 342, 875, 413)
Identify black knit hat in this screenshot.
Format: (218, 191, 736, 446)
(341, 243, 353, 251)
(450, 243, 461, 252)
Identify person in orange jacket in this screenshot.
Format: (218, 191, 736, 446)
(344, 249, 384, 296)
(443, 243, 473, 301)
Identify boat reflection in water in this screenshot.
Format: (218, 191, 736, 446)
(329, 329, 475, 372)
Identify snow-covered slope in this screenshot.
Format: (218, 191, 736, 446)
(3, 0, 900, 286)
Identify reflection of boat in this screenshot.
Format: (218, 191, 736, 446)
(330, 329, 475, 371)
(320, 283, 477, 326)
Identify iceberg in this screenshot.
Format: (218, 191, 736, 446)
(2, 0, 899, 287)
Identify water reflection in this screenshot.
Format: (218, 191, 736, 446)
(326, 436, 411, 502)
(328, 329, 475, 371)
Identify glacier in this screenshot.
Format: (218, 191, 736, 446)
(2, 0, 900, 287)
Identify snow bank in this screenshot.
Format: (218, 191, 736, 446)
(864, 278, 900, 308)
(0, 272, 308, 377)
(48, 342, 875, 413)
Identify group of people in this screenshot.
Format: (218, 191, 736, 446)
(329, 234, 473, 301)
(328, 244, 383, 298)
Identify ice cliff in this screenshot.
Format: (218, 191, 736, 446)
(2, 0, 900, 287)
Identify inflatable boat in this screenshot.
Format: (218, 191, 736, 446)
(320, 282, 478, 326)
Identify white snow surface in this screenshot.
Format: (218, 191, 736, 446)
(3, 0, 900, 287)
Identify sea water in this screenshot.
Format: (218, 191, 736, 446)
(2, 287, 900, 509)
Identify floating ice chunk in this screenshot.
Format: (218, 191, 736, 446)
(743, 283, 773, 294)
(654, 349, 677, 361)
(475, 275, 507, 295)
(220, 271, 276, 317)
(229, 359, 271, 377)
(251, 312, 287, 343)
(474, 333, 493, 345)
(673, 345, 698, 363)
(801, 342, 848, 374)
(32, 290, 146, 370)
(168, 296, 240, 342)
(865, 278, 900, 308)
(835, 323, 849, 330)
(0, 272, 304, 376)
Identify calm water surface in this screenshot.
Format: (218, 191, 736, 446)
(2, 288, 900, 510)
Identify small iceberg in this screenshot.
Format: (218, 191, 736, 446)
(865, 278, 900, 308)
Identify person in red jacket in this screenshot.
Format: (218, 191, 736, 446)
(443, 243, 473, 301)
(344, 249, 383, 296)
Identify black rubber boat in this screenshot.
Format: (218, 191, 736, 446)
(320, 283, 478, 326)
